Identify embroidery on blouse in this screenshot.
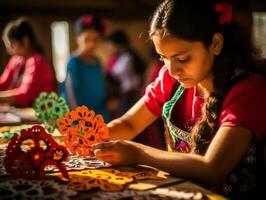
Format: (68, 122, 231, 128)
(162, 85, 192, 153)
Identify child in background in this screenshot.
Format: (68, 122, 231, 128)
(62, 15, 110, 122)
(94, 0, 266, 198)
(0, 17, 57, 107)
(105, 30, 146, 117)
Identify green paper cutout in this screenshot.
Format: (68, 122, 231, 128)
(0, 125, 32, 140)
(34, 92, 69, 133)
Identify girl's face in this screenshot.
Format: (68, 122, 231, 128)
(76, 29, 101, 54)
(105, 42, 120, 57)
(6, 37, 29, 56)
(152, 34, 216, 90)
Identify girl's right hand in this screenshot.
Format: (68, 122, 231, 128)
(93, 140, 141, 166)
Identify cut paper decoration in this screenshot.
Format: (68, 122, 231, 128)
(0, 179, 77, 200)
(0, 125, 31, 140)
(67, 175, 125, 192)
(52, 168, 166, 192)
(56, 106, 109, 157)
(0, 148, 7, 176)
(45, 155, 111, 172)
(4, 125, 69, 180)
(91, 188, 209, 200)
(54, 169, 132, 192)
(34, 92, 69, 133)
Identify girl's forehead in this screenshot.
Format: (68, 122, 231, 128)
(152, 35, 204, 56)
(79, 29, 100, 37)
(152, 35, 190, 49)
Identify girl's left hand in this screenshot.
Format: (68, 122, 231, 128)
(93, 140, 140, 166)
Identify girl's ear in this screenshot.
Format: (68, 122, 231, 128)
(211, 33, 223, 55)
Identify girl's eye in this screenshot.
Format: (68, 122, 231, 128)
(177, 57, 190, 64)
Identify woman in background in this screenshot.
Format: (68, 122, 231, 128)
(0, 17, 57, 107)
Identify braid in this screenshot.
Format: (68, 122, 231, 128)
(191, 44, 239, 154)
(191, 55, 252, 155)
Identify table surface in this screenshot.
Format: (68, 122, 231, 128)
(0, 108, 228, 200)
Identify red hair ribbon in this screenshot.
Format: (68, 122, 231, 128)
(82, 16, 93, 26)
(215, 2, 233, 25)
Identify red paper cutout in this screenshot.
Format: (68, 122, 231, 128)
(56, 106, 109, 157)
(4, 125, 69, 180)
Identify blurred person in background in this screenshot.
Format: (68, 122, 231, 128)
(61, 15, 110, 122)
(105, 29, 146, 118)
(0, 17, 57, 107)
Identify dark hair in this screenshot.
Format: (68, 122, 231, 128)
(107, 29, 147, 79)
(74, 15, 105, 35)
(150, 0, 260, 154)
(106, 30, 130, 47)
(2, 17, 43, 53)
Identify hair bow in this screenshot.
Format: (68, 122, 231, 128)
(82, 16, 93, 26)
(215, 2, 233, 25)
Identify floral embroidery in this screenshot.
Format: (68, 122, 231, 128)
(162, 85, 191, 153)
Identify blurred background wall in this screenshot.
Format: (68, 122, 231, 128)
(0, 0, 164, 82)
(1, 0, 266, 82)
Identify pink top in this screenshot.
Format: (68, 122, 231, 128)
(144, 66, 266, 140)
(0, 55, 25, 90)
(0, 53, 57, 107)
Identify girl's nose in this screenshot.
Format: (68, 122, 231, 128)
(168, 61, 182, 77)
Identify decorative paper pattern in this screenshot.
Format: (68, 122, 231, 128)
(4, 125, 69, 179)
(45, 155, 111, 172)
(53, 168, 166, 192)
(0, 179, 77, 200)
(34, 92, 69, 133)
(0, 148, 7, 176)
(91, 188, 209, 200)
(54, 169, 134, 192)
(0, 125, 31, 140)
(56, 106, 109, 157)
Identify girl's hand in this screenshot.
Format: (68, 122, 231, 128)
(93, 140, 140, 166)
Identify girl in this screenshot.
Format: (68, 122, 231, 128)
(93, 0, 266, 199)
(0, 17, 57, 107)
(62, 15, 110, 122)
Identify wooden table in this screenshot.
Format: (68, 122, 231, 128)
(0, 115, 228, 200)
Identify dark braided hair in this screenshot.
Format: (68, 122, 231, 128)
(150, 0, 259, 155)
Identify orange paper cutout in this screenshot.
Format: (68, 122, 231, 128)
(56, 106, 109, 157)
(52, 169, 134, 192)
(51, 168, 166, 192)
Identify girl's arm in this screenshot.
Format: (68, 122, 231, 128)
(108, 97, 158, 140)
(94, 126, 252, 184)
(0, 56, 22, 90)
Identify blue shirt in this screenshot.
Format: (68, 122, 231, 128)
(62, 55, 110, 122)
